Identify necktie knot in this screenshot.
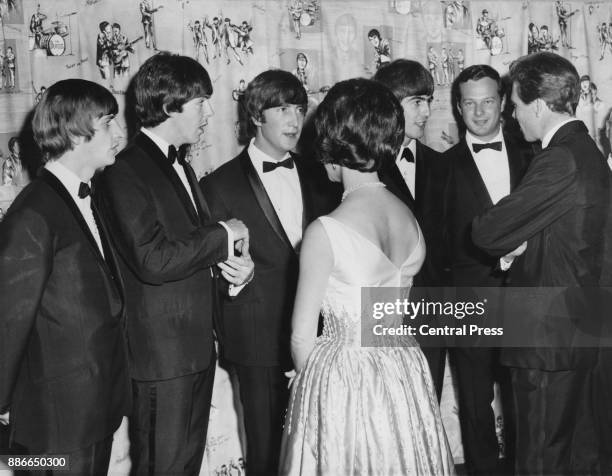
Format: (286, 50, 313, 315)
(262, 157, 294, 173)
(472, 141, 502, 153)
(78, 182, 92, 199)
(168, 145, 187, 165)
(400, 147, 415, 163)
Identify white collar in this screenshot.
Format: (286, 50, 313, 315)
(465, 128, 504, 151)
(248, 138, 291, 171)
(541, 118, 579, 148)
(45, 160, 86, 199)
(406, 140, 417, 157)
(141, 127, 172, 159)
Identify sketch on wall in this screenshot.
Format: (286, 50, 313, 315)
(28, 3, 75, 57)
(365, 26, 392, 74)
(287, 0, 321, 39)
(444, 0, 471, 30)
(187, 14, 254, 66)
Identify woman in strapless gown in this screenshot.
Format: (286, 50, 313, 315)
(279, 79, 455, 475)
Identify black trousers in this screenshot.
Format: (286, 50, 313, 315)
(62, 436, 113, 476)
(511, 366, 599, 476)
(13, 436, 113, 476)
(412, 286, 447, 400)
(451, 347, 512, 475)
(234, 364, 289, 476)
(594, 348, 612, 474)
(129, 362, 216, 476)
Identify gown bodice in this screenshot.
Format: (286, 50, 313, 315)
(318, 216, 425, 347)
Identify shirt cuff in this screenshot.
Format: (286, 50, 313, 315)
(228, 283, 246, 296)
(499, 256, 514, 271)
(218, 221, 233, 258)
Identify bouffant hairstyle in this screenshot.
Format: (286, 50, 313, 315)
(32, 79, 117, 162)
(313, 78, 404, 172)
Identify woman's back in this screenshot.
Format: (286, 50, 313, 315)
(329, 184, 421, 268)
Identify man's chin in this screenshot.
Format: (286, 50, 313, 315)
(520, 130, 535, 143)
(407, 130, 424, 141)
(283, 139, 300, 151)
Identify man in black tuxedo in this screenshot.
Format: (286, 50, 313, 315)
(374, 59, 452, 397)
(0, 79, 130, 475)
(444, 64, 533, 475)
(472, 52, 611, 475)
(200, 70, 337, 475)
(98, 53, 252, 475)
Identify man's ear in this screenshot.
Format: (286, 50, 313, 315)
(162, 103, 176, 119)
(534, 98, 546, 117)
(456, 101, 464, 118)
(69, 133, 85, 149)
(500, 94, 506, 111)
(251, 114, 263, 128)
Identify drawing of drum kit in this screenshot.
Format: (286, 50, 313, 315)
(490, 28, 505, 56)
(299, 1, 318, 26)
(476, 17, 509, 56)
(29, 12, 76, 56)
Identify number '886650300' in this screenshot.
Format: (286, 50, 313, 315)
(2, 455, 69, 470)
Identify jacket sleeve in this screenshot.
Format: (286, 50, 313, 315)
(98, 159, 228, 285)
(200, 174, 233, 296)
(471, 145, 575, 256)
(0, 208, 52, 412)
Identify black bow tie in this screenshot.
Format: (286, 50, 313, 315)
(400, 147, 415, 163)
(168, 145, 187, 165)
(78, 182, 92, 199)
(472, 141, 502, 153)
(262, 157, 294, 173)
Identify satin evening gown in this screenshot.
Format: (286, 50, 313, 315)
(279, 216, 455, 475)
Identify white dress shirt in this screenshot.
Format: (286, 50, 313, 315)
(466, 129, 510, 205)
(248, 139, 304, 250)
(141, 127, 233, 257)
(466, 129, 514, 270)
(45, 160, 105, 258)
(141, 127, 198, 211)
(395, 140, 417, 198)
